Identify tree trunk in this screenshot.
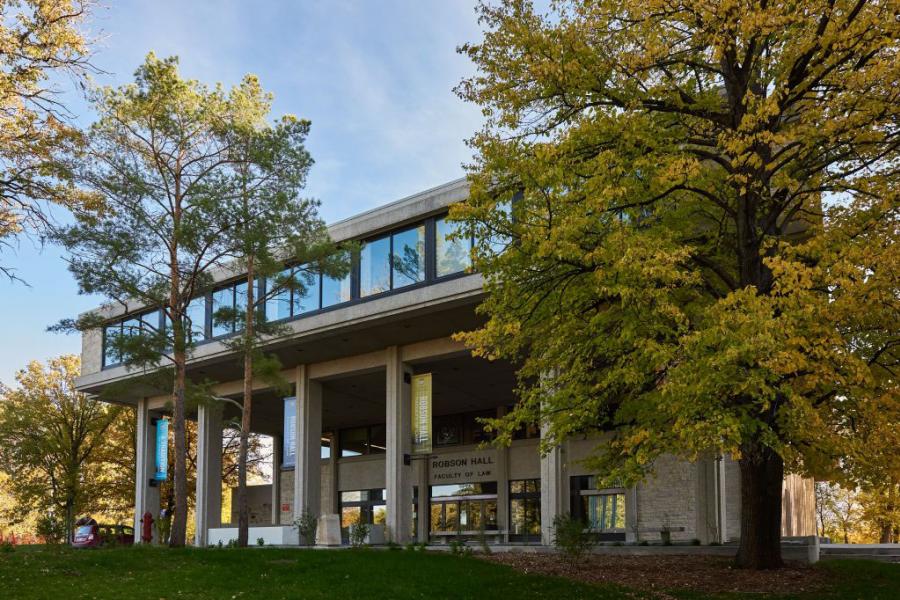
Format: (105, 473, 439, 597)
(735, 444, 784, 569)
(169, 356, 188, 547)
(237, 260, 255, 547)
(879, 523, 892, 544)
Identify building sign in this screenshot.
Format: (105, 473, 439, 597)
(283, 397, 296, 467)
(154, 418, 168, 481)
(411, 373, 432, 455)
(429, 450, 496, 484)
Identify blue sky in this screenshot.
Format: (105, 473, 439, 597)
(0, 1, 485, 387)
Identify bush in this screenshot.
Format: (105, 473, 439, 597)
(349, 523, 370, 548)
(449, 539, 473, 557)
(1, 540, 13, 553)
(293, 510, 318, 546)
(552, 513, 596, 562)
(36, 515, 67, 544)
(256, 537, 265, 546)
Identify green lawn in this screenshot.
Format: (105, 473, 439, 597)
(0, 545, 896, 600)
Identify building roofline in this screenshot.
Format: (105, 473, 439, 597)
(78, 177, 471, 320)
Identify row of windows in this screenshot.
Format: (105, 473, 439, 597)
(335, 477, 622, 543)
(102, 214, 473, 367)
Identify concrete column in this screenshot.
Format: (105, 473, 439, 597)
(271, 435, 282, 525)
(134, 398, 160, 543)
(328, 433, 339, 514)
(495, 406, 510, 543)
(416, 455, 429, 543)
(540, 438, 567, 546)
(385, 345, 413, 544)
(195, 402, 223, 547)
(626, 486, 639, 543)
(294, 364, 323, 526)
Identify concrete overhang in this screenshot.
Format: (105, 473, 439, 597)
(74, 272, 486, 400)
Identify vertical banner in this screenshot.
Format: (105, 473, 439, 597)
(283, 397, 296, 467)
(154, 418, 168, 481)
(411, 373, 432, 455)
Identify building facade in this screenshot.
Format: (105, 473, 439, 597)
(74, 178, 815, 547)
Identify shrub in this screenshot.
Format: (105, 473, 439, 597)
(36, 515, 66, 544)
(257, 537, 265, 546)
(552, 513, 596, 563)
(449, 539, 472, 557)
(293, 510, 318, 546)
(349, 523, 370, 548)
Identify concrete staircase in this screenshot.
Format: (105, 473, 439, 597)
(819, 544, 900, 563)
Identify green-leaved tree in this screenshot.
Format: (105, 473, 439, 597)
(210, 85, 347, 547)
(55, 54, 283, 547)
(454, 0, 899, 568)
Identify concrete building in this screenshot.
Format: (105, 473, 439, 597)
(74, 178, 815, 547)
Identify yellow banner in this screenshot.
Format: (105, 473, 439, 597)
(411, 373, 432, 454)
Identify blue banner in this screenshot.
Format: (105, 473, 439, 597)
(154, 418, 168, 481)
(283, 397, 296, 467)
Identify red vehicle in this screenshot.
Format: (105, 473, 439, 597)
(71, 517, 135, 548)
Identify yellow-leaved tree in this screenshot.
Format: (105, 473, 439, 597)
(0, 0, 99, 280)
(454, 0, 899, 569)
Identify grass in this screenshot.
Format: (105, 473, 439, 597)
(0, 545, 896, 600)
(0, 545, 640, 600)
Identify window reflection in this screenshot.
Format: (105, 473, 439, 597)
(322, 251, 351, 307)
(360, 236, 390, 297)
(435, 217, 471, 277)
(391, 225, 425, 288)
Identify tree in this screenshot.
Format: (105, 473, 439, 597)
(454, 0, 899, 568)
(210, 99, 345, 547)
(54, 54, 278, 546)
(815, 482, 860, 543)
(0, 356, 121, 541)
(0, 0, 100, 281)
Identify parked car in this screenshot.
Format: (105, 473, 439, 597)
(71, 517, 135, 548)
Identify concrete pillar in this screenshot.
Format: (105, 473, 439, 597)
(385, 345, 413, 544)
(540, 439, 567, 546)
(134, 398, 161, 543)
(195, 402, 223, 547)
(626, 486, 639, 543)
(416, 455, 429, 543)
(495, 406, 510, 543)
(271, 435, 282, 525)
(328, 433, 339, 514)
(294, 364, 323, 527)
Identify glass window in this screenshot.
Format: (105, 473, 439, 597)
(509, 479, 541, 540)
(212, 286, 234, 337)
(266, 269, 292, 322)
(360, 236, 390, 297)
(570, 475, 627, 536)
(429, 482, 498, 534)
(368, 424, 386, 454)
(103, 324, 120, 366)
(122, 317, 141, 338)
(185, 297, 206, 342)
(340, 427, 368, 457)
(434, 414, 462, 447)
(293, 267, 320, 314)
(321, 435, 332, 460)
(435, 217, 471, 277)
(581, 493, 626, 531)
(391, 225, 425, 288)
(234, 282, 247, 331)
(322, 251, 351, 307)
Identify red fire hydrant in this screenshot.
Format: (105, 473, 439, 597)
(140, 511, 154, 543)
